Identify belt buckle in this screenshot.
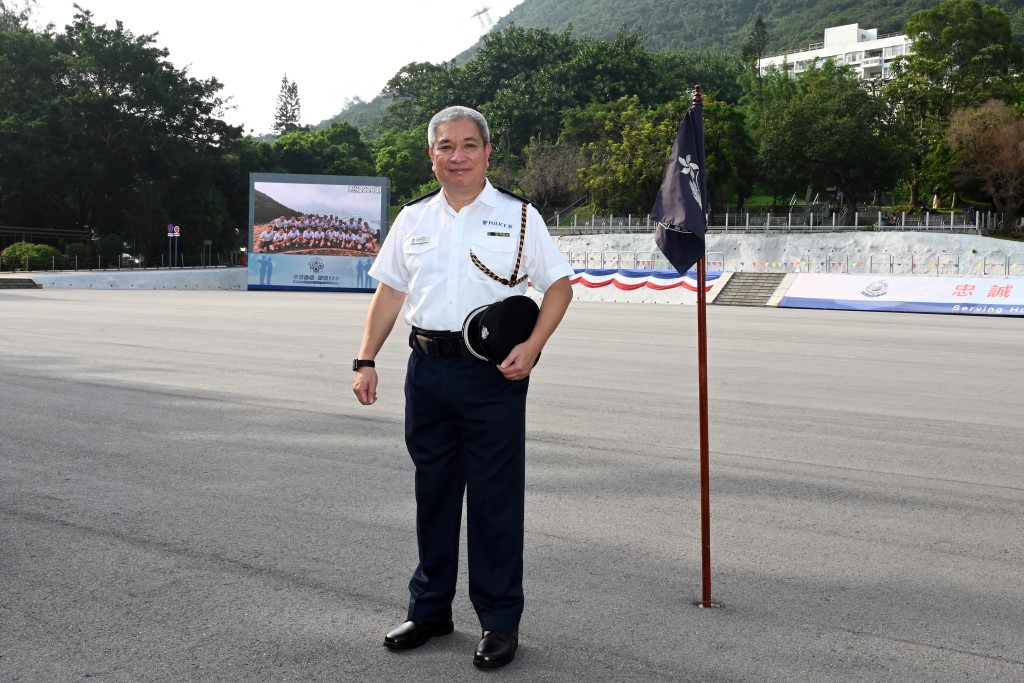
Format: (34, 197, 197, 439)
(415, 334, 438, 356)
(441, 337, 460, 357)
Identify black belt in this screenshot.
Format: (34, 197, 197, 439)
(410, 328, 472, 358)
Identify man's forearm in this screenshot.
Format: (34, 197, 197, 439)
(358, 283, 406, 359)
(529, 277, 572, 351)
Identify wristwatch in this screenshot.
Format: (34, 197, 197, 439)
(352, 359, 375, 371)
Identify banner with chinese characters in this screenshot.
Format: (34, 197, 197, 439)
(779, 274, 1024, 316)
(247, 173, 389, 292)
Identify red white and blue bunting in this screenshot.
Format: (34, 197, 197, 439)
(569, 268, 721, 292)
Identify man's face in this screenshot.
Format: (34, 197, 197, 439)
(428, 118, 491, 193)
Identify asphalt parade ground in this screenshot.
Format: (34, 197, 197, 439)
(1, 288, 1022, 682)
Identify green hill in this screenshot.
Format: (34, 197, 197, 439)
(323, 0, 1024, 128)
(492, 0, 1024, 55)
(253, 190, 297, 225)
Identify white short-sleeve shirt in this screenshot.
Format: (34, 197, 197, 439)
(369, 180, 573, 332)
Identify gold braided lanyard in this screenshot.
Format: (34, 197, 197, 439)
(470, 202, 528, 287)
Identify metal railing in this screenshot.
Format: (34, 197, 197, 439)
(0, 253, 240, 273)
(547, 210, 993, 235)
(0, 254, 140, 272)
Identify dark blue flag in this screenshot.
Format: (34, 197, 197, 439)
(650, 103, 707, 274)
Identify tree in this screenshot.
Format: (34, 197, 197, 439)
(0, 4, 241, 259)
(741, 15, 770, 64)
(702, 98, 756, 217)
(95, 232, 123, 260)
(517, 139, 583, 214)
(470, 27, 619, 154)
(759, 61, 909, 217)
(901, 0, 1021, 107)
(381, 61, 457, 129)
(268, 122, 374, 176)
(274, 74, 301, 135)
(738, 61, 796, 140)
(572, 96, 682, 215)
(884, 0, 1024, 207)
(371, 124, 431, 204)
(483, 71, 573, 161)
(738, 63, 796, 200)
(740, 15, 770, 111)
(478, 28, 732, 155)
(458, 25, 579, 114)
(947, 100, 1024, 230)
(0, 2, 58, 226)
(569, 93, 755, 217)
(374, 24, 743, 181)
(649, 49, 743, 105)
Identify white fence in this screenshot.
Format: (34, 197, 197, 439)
(547, 210, 1007, 235)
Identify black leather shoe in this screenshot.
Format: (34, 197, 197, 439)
(383, 619, 454, 650)
(473, 630, 518, 668)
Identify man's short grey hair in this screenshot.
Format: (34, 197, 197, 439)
(427, 106, 490, 148)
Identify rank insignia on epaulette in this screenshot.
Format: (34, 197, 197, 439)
(403, 188, 441, 207)
(495, 186, 536, 209)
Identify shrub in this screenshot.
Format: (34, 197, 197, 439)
(1, 242, 61, 271)
(95, 233, 123, 260)
(66, 243, 89, 258)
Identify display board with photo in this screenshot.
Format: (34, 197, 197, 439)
(247, 173, 390, 291)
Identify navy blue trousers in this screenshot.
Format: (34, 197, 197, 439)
(403, 347, 529, 631)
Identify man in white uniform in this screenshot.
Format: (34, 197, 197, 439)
(352, 106, 572, 669)
(257, 226, 274, 251)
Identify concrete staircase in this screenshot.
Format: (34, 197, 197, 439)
(713, 272, 786, 307)
(0, 277, 41, 289)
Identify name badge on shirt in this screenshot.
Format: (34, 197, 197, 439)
(487, 232, 510, 237)
(411, 235, 429, 245)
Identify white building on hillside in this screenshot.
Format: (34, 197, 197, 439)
(758, 23, 913, 84)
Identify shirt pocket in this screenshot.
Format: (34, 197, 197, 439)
(470, 232, 521, 284)
(402, 234, 439, 280)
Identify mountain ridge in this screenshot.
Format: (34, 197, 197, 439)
(493, 0, 1024, 54)
(322, 0, 1024, 128)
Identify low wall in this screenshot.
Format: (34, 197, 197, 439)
(12, 268, 246, 290)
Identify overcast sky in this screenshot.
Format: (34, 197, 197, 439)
(29, 0, 523, 135)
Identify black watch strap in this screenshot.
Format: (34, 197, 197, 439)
(352, 359, 375, 371)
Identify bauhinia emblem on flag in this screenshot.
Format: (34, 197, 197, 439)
(650, 100, 708, 275)
(679, 155, 703, 208)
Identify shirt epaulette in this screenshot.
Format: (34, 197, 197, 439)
(403, 188, 441, 207)
(495, 186, 537, 209)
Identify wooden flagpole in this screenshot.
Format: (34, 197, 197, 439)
(692, 86, 716, 609)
